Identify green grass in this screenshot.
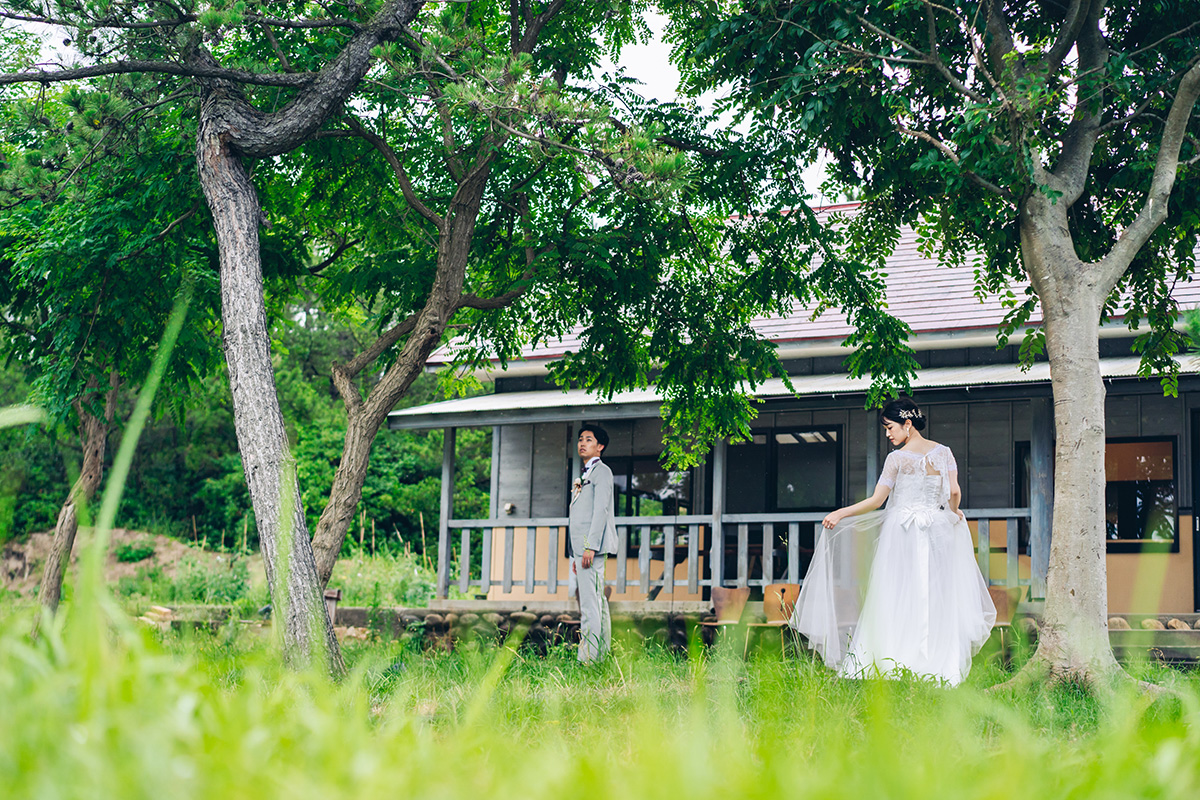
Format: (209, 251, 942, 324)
(3, 592, 1199, 800)
(326, 549, 437, 607)
(3, 304, 1199, 799)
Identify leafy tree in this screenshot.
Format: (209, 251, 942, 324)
(665, 0, 1200, 686)
(0, 0, 913, 671)
(0, 88, 221, 617)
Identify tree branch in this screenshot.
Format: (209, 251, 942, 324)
(0, 10, 193, 30)
(336, 314, 419, 383)
(0, 60, 315, 89)
(308, 235, 361, 273)
(515, 0, 566, 54)
(897, 125, 1015, 200)
(1099, 58, 1200, 290)
(1040, 0, 1090, 78)
(260, 23, 295, 73)
(340, 115, 445, 229)
(1051, 1, 1108, 206)
(114, 201, 201, 263)
(200, 0, 426, 159)
(853, 10, 986, 104)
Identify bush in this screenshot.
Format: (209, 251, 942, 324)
(115, 555, 252, 606)
(115, 540, 156, 563)
(328, 551, 436, 607)
(172, 555, 250, 604)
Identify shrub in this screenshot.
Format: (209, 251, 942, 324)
(115, 555, 252, 606)
(171, 555, 250, 604)
(328, 551, 436, 607)
(115, 540, 156, 563)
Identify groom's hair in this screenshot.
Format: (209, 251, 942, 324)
(579, 423, 609, 450)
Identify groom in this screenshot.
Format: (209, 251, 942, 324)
(569, 423, 618, 662)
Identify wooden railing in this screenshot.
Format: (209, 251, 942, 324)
(439, 508, 1033, 599)
(964, 508, 1033, 593)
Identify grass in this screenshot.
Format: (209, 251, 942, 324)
(3, 591, 1200, 800)
(4, 294, 1200, 799)
(104, 548, 435, 621)
(326, 549, 438, 607)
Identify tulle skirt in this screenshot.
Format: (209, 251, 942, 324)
(789, 507, 996, 686)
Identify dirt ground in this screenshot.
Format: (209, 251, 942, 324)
(1, 528, 254, 599)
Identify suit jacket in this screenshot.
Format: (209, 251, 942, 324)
(569, 459, 619, 556)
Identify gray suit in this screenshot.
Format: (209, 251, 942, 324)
(570, 458, 618, 661)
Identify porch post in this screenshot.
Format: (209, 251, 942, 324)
(437, 426, 456, 600)
(1030, 397, 1053, 600)
(710, 438, 726, 588)
(865, 410, 879, 493)
(488, 426, 500, 519)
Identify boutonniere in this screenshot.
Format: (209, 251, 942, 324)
(572, 477, 590, 496)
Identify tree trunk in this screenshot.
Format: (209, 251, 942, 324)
(1016, 198, 1122, 684)
(311, 163, 493, 586)
(196, 100, 344, 675)
(34, 371, 119, 622)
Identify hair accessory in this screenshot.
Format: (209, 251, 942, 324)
(898, 409, 923, 420)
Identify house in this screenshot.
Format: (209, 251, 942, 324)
(388, 204, 1200, 615)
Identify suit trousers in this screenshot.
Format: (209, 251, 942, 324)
(575, 554, 610, 662)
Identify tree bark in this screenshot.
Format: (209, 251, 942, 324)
(311, 161, 494, 586)
(1018, 196, 1122, 682)
(197, 102, 344, 675)
(35, 370, 119, 622)
(1004, 53, 1200, 688)
(185, 0, 424, 674)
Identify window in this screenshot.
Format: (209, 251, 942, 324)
(608, 457, 694, 518)
(776, 429, 842, 511)
(1013, 441, 1032, 552)
(725, 427, 843, 513)
(1105, 438, 1178, 553)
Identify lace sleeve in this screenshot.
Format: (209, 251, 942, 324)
(942, 445, 958, 476)
(877, 452, 899, 489)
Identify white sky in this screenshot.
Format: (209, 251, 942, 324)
(604, 13, 832, 201)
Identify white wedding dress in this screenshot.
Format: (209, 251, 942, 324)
(789, 444, 996, 686)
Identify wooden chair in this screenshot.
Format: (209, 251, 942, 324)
(745, 583, 801, 657)
(699, 586, 751, 646)
(987, 585, 1028, 664)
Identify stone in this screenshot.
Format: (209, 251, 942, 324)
(482, 612, 504, 626)
(334, 626, 371, 642)
(1167, 618, 1190, 631)
(510, 611, 538, 625)
(1140, 618, 1166, 630)
(1107, 617, 1131, 630)
(424, 613, 445, 626)
(556, 614, 577, 623)
(1194, 619, 1200, 630)
(539, 614, 556, 626)
(457, 612, 479, 626)
(444, 613, 459, 626)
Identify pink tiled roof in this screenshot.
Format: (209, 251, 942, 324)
(433, 203, 1200, 365)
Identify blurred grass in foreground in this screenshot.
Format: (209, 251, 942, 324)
(2, 598, 1199, 800)
(3, 294, 1199, 798)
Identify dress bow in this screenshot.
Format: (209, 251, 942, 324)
(896, 506, 937, 533)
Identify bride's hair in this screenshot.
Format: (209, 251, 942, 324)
(881, 397, 926, 431)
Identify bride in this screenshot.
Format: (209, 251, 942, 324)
(789, 398, 996, 686)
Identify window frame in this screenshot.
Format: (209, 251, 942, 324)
(1104, 435, 1179, 554)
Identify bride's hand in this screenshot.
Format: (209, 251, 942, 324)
(822, 510, 843, 529)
